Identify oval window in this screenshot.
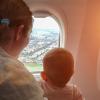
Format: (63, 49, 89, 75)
(19, 12, 61, 79)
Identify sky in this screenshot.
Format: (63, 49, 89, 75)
(32, 16, 60, 31)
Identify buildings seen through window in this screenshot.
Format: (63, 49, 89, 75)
(19, 16, 60, 76)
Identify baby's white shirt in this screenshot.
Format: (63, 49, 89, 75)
(40, 80, 85, 100)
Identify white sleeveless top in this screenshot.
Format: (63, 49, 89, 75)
(40, 80, 85, 100)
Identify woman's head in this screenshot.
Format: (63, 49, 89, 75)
(0, 0, 32, 33)
(42, 48, 74, 88)
(0, 0, 32, 57)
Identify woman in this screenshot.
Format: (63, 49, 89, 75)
(0, 0, 43, 100)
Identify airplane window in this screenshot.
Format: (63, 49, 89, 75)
(19, 16, 60, 80)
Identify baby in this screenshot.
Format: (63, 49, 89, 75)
(40, 48, 85, 100)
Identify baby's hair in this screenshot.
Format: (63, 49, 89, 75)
(43, 48, 74, 87)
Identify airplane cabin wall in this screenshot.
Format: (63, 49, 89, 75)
(74, 0, 100, 100)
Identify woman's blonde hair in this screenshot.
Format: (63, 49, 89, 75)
(0, 0, 32, 44)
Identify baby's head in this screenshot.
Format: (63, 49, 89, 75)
(41, 48, 74, 88)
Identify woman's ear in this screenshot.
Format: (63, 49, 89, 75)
(41, 71, 47, 81)
(15, 25, 24, 40)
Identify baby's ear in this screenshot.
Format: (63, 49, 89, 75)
(41, 71, 47, 81)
